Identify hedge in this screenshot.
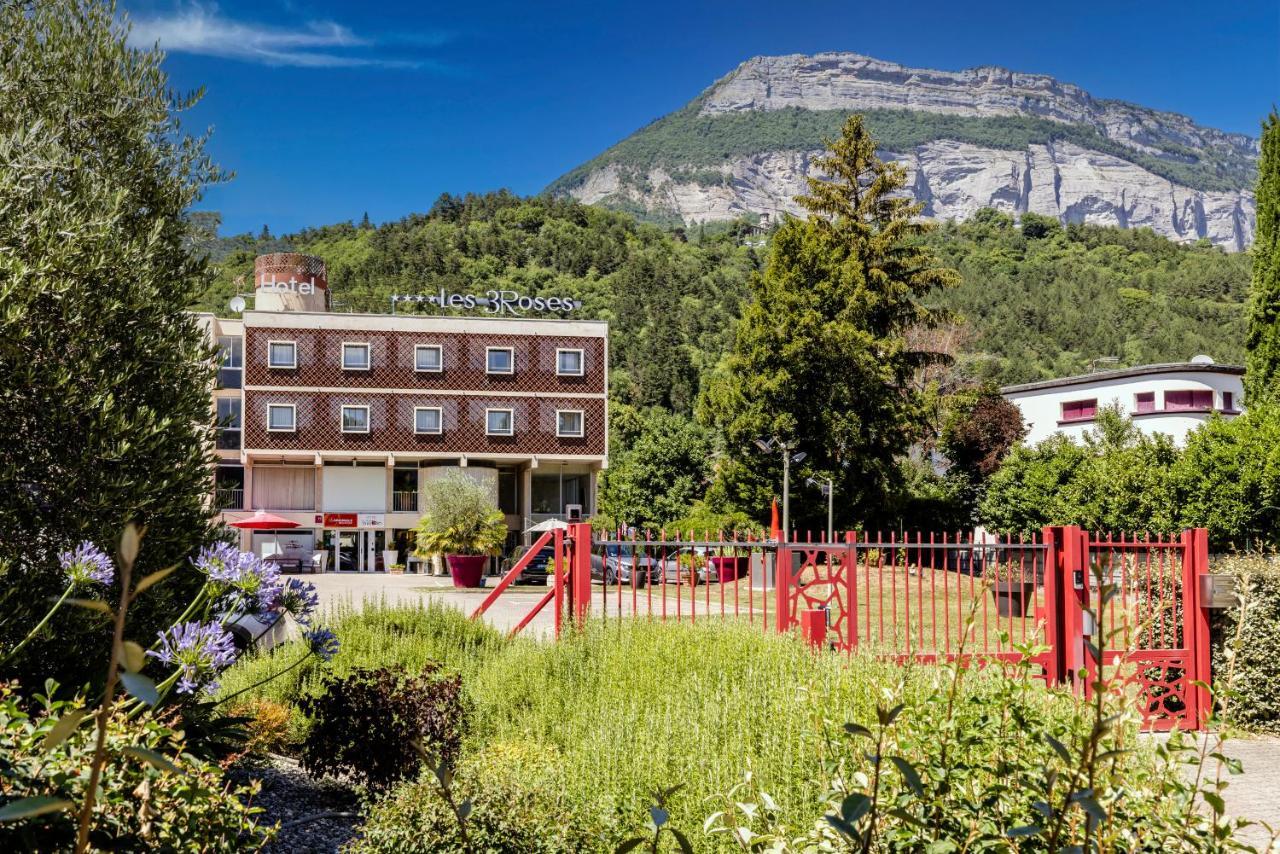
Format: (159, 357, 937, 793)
(1210, 554, 1280, 734)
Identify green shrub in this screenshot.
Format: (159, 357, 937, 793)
(350, 740, 605, 853)
(0, 681, 273, 851)
(1211, 554, 1280, 733)
(217, 600, 508, 707)
(299, 664, 468, 791)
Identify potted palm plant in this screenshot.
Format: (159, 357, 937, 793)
(414, 473, 507, 588)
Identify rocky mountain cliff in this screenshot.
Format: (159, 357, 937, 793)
(550, 52, 1259, 250)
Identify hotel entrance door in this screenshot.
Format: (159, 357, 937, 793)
(324, 530, 386, 572)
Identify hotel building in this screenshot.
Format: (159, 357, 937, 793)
(199, 253, 608, 572)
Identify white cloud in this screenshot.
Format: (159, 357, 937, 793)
(128, 4, 430, 69)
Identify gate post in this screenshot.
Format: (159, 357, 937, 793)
(1041, 526, 1062, 685)
(553, 527, 565, 639)
(567, 522, 593, 627)
(1058, 526, 1087, 692)
(775, 543, 793, 634)
(1187, 527, 1212, 727)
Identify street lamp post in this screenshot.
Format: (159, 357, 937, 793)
(755, 437, 806, 542)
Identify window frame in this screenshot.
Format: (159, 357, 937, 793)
(1164, 389, 1214, 411)
(341, 341, 372, 371)
(414, 344, 443, 373)
(485, 346, 515, 375)
(340, 404, 371, 434)
(413, 406, 443, 435)
(1059, 398, 1098, 423)
(555, 409, 585, 438)
(1134, 391, 1156, 414)
(267, 339, 297, 370)
(1222, 391, 1236, 412)
(266, 403, 296, 433)
(555, 348, 585, 377)
(485, 407, 514, 436)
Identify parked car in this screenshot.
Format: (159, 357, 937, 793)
(591, 544, 662, 586)
(655, 546, 711, 586)
(508, 543, 555, 585)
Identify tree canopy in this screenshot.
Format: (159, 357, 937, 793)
(699, 115, 959, 529)
(0, 0, 223, 685)
(1246, 110, 1280, 402)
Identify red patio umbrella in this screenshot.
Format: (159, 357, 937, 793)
(229, 510, 300, 530)
(770, 499, 781, 542)
(229, 510, 301, 561)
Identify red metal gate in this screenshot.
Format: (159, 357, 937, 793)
(488, 523, 1212, 730)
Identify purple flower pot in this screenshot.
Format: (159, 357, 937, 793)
(447, 554, 487, 588)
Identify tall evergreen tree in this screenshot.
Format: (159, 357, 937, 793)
(1246, 110, 1280, 402)
(0, 0, 224, 686)
(700, 115, 959, 527)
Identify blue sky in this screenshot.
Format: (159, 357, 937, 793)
(121, 0, 1280, 237)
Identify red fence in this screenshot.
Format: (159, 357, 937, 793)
(484, 524, 1212, 731)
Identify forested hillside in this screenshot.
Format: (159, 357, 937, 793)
(192, 193, 1251, 398)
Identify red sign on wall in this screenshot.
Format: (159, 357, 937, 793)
(323, 513, 358, 528)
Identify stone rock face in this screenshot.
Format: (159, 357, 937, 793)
(560, 52, 1258, 250)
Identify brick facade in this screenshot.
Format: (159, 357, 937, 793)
(243, 391, 605, 455)
(243, 327, 605, 394)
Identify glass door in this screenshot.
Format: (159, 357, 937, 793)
(336, 530, 359, 572)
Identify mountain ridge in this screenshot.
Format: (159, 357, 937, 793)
(550, 52, 1259, 250)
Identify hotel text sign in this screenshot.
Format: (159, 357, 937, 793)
(393, 289, 582, 316)
(259, 273, 320, 295)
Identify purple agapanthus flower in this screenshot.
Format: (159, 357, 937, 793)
(303, 627, 340, 662)
(59, 542, 114, 587)
(195, 545, 283, 617)
(193, 543, 241, 581)
(148, 621, 237, 695)
(269, 577, 321, 625)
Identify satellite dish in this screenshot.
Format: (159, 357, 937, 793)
(1190, 354, 1215, 365)
(228, 295, 246, 314)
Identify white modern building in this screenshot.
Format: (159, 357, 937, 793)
(1001, 358, 1245, 446)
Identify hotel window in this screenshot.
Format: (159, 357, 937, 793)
(267, 340, 296, 369)
(556, 348, 584, 376)
(415, 344, 443, 373)
(1135, 392, 1155, 414)
(486, 347, 514, 375)
(486, 408, 514, 436)
(414, 407, 442, 434)
(1223, 391, 1235, 411)
(216, 397, 241, 449)
(266, 403, 295, 432)
(1060, 399, 1097, 422)
(1164, 389, 1213, 411)
(341, 405, 370, 433)
(216, 335, 242, 389)
(556, 409, 584, 438)
(342, 342, 371, 371)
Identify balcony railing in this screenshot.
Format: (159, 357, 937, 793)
(393, 491, 419, 512)
(215, 488, 244, 510)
